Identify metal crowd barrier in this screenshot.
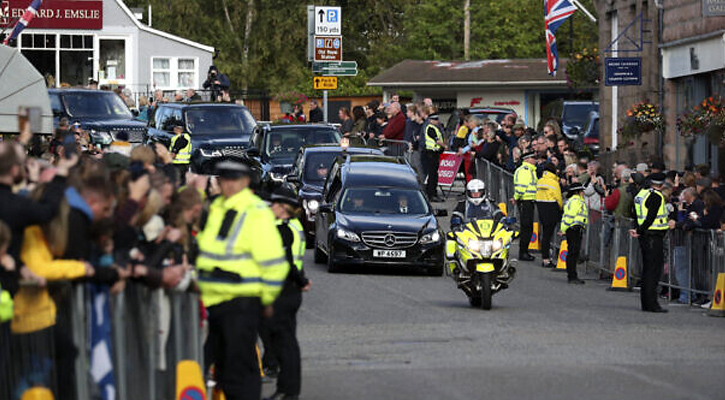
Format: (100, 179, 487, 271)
(4, 281, 203, 400)
(479, 155, 725, 303)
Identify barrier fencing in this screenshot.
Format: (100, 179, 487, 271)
(3, 281, 202, 400)
(474, 158, 725, 302)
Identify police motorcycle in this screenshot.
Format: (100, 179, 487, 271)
(445, 180, 518, 310)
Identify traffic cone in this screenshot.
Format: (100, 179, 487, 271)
(529, 222, 540, 252)
(607, 256, 631, 292)
(708, 273, 725, 317)
(21, 387, 53, 400)
(554, 240, 567, 271)
(176, 360, 207, 400)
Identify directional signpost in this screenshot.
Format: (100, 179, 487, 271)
(313, 76, 338, 90)
(312, 61, 358, 76)
(314, 36, 342, 62)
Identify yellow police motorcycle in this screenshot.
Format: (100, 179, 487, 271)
(445, 205, 518, 310)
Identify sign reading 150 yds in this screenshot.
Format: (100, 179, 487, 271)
(0, 0, 103, 30)
(314, 36, 342, 62)
(438, 152, 463, 187)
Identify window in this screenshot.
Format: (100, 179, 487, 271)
(152, 57, 197, 89)
(100, 39, 126, 80)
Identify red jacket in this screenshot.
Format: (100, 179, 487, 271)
(382, 112, 405, 141)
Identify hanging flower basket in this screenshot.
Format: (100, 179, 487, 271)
(678, 96, 725, 144)
(619, 101, 663, 139)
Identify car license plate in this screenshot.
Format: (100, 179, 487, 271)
(373, 249, 406, 258)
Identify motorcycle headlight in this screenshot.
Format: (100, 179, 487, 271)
(467, 239, 482, 253)
(420, 231, 440, 244)
(336, 228, 360, 242)
(199, 148, 222, 157)
(468, 240, 493, 256)
(306, 199, 319, 213)
(269, 172, 285, 182)
(491, 239, 503, 252)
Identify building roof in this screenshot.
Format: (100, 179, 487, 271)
(367, 59, 568, 88)
(115, 0, 214, 53)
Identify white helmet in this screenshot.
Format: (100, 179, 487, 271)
(466, 179, 486, 205)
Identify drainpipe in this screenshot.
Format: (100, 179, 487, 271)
(657, 1, 664, 161)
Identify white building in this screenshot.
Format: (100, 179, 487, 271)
(1, 0, 214, 92)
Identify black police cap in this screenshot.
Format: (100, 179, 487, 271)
(649, 172, 666, 185)
(271, 185, 300, 208)
(566, 182, 585, 196)
(215, 161, 251, 179)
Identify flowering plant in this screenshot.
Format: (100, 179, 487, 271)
(677, 96, 725, 142)
(273, 91, 308, 105)
(565, 47, 600, 88)
(618, 101, 663, 139)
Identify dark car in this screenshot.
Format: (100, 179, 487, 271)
(579, 110, 599, 155)
(314, 155, 445, 275)
(286, 144, 384, 244)
(248, 124, 341, 193)
(444, 107, 516, 135)
(49, 89, 147, 144)
(560, 101, 599, 140)
(145, 102, 260, 176)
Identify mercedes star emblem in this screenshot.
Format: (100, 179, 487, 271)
(384, 234, 396, 247)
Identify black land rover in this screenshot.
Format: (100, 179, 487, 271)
(49, 89, 147, 144)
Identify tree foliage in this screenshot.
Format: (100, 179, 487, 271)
(123, 0, 598, 96)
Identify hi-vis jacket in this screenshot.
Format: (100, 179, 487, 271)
(197, 188, 289, 307)
(560, 194, 588, 233)
(536, 170, 563, 208)
(514, 162, 538, 201)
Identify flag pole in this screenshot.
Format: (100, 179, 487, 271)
(570, 0, 597, 22)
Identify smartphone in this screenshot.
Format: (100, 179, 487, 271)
(18, 106, 42, 133)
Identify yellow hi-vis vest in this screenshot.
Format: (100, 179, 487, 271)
(634, 189, 668, 231)
(170, 133, 192, 165)
(0, 286, 12, 323)
(425, 124, 443, 152)
(560, 194, 588, 233)
(288, 218, 305, 271)
(196, 188, 289, 307)
(514, 162, 537, 201)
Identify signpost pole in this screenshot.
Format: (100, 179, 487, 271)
(323, 90, 328, 122)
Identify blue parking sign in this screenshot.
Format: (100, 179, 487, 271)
(333, 38, 340, 49)
(316, 38, 324, 48)
(327, 9, 338, 22)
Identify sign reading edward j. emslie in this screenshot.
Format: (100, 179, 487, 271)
(0, 0, 103, 30)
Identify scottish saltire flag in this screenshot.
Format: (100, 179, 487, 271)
(3, 0, 43, 45)
(545, 0, 577, 75)
(89, 282, 116, 400)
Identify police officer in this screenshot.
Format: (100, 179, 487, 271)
(422, 110, 446, 201)
(512, 151, 538, 261)
(536, 163, 563, 268)
(451, 179, 502, 227)
(169, 121, 192, 185)
(197, 161, 289, 400)
(262, 186, 311, 400)
(629, 172, 668, 313)
(559, 183, 587, 284)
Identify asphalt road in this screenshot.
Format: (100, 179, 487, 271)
(264, 188, 725, 400)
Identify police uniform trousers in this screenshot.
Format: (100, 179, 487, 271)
(565, 226, 584, 281)
(205, 297, 262, 400)
(262, 289, 303, 395)
(517, 200, 535, 257)
(537, 202, 561, 260)
(175, 164, 189, 186)
(639, 232, 665, 311)
(423, 150, 441, 198)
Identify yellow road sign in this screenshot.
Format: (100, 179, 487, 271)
(314, 76, 338, 90)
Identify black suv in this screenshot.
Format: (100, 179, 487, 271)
(145, 102, 260, 175)
(49, 89, 147, 144)
(314, 155, 445, 275)
(248, 124, 341, 193)
(444, 107, 516, 135)
(286, 144, 384, 244)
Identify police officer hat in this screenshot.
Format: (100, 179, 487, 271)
(566, 182, 585, 196)
(172, 120, 185, 129)
(428, 113, 440, 120)
(215, 160, 251, 179)
(649, 172, 666, 185)
(521, 150, 536, 160)
(271, 184, 300, 208)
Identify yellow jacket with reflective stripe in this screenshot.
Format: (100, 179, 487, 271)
(13, 226, 86, 334)
(288, 218, 305, 271)
(425, 124, 443, 151)
(0, 288, 12, 323)
(170, 133, 192, 164)
(560, 194, 588, 233)
(536, 170, 562, 208)
(514, 162, 537, 201)
(634, 189, 668, 231)
(197, 188, 289, 307)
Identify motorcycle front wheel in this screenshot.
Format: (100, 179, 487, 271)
(479, 273, 492, 310)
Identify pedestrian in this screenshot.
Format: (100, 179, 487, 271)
(350, 106, 367, 139)
(630, 172, 669, 313)
(559, 183, 587, 284)
(261, 186, 311, 400)
(338, 107, 353, 136)
(512, 151, 538, 261)
(380, 102, 405, 142)
(308, 100, 323, 123)
(197, 161, 289, 400)
(454, 116, 476, 183)
(203, 65, 231, 102)
(421, 109, 446, 201)
(168, 122, 191, 186)
(536, 163, 563, 268)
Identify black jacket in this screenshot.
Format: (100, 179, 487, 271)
(309, 108, 323, 123)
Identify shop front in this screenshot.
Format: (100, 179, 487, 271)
(1, 0, 213, 91)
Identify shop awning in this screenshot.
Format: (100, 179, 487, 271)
(0, 46, 53, 135)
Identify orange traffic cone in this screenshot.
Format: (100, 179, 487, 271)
(176, 360, 207, 400)
(708, 273, 725, 317)
(607, 256, 631, 292)
(21, 387, 54, 400)
(554, 240, 567, 271)
(529, 222, 540, 251)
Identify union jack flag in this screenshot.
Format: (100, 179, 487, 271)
(3, 0, 43, 46)
(545, 0, 577, 76)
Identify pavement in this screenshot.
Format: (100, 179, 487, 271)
(263, 184, 725, 400)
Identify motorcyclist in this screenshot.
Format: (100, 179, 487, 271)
(451, 179, 502, 229)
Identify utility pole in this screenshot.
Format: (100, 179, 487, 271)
(464, 0, 471, 60)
